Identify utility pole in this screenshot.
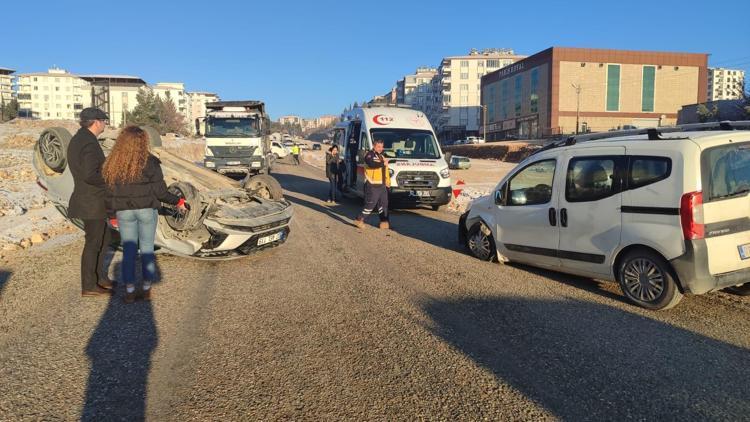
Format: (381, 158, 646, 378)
(571, 83, 581, 134)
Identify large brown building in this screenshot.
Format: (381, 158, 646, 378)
(480, 47, 708, 140)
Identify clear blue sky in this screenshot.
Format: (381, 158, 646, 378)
(3, 0, 749, 119)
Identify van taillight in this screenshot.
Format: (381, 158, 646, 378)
(680, 191, 704, 240)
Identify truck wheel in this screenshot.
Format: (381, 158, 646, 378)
(466, 222, 496, 262)
(725, 283, 750, 296)
(165, 182, 203, 231)
(617, 249, 683, 310)
(141, 126, 162, 147)
(37, 128, 71, 173)
(244, 174, 283, 200)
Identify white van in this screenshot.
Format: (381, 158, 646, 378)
(459, 122, 750, 310)
(332, 106, 451, 210)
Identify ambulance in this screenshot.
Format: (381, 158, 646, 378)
(332, 106, 452, 210)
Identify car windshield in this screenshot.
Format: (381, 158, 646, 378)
(370, 129, 441, 160)
(205, 117, 260, 137)
(705, 142, 750, 200)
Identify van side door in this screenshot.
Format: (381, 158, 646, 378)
(557, 147, 626, 276)
(494, 157, 561, 269)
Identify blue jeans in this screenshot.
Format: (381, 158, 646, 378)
(116, 208, 158, 284)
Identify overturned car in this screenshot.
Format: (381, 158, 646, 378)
(33, 126, 293, 260)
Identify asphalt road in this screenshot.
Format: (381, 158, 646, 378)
(1, 158, 749, 421)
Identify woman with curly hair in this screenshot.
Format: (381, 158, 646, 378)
(103, 126, 187, 303)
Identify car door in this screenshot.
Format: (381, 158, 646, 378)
(495, 157, 562, 269)
(557, 147, 625, 275)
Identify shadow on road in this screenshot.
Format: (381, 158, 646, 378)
(82, 260, 161, 421)
(274, 170, 461, 251)
(0, 270, 11, 298)
(421, 296, 750, 420)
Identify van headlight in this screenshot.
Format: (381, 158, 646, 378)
(440, 168, 450, 179)
(204, 146, 214, 157)
(389, 168, 395, 177)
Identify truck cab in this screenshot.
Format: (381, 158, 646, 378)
(203, 101, 271, 176)
(332, 106, 452, 210)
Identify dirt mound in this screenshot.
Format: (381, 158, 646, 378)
(444, 142, 541, 163)
(4, 134, 36, 149)
(7, 118, 79, 133)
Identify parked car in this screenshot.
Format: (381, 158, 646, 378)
(282, 140, 294, 147)
(465, 136, 485, 144)
(459, 122, 750, 310)
(33, 127, 293, 260)
(271, 141, 289, 159)
(449, 155, 471, 170)
(312, 143, 322, 150)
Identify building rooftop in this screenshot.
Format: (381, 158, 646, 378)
(0, 67, 15, 74)
(80, 75, 147, 85)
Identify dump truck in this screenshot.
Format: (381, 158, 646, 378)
(201, 101, 273, 177)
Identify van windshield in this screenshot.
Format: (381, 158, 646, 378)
(205, 117, 260, 137)
(704, 142, 750, 200)
(370, 129, 441, 160)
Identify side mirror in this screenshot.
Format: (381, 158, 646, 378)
(494, 189, 504, 205)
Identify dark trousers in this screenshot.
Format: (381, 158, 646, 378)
(293, 154, 300, 165)
(349, 157, 357, 186)
(328, 176, 339, 201)
(358, 183, 389, 222)
(81, 219, 111, 291)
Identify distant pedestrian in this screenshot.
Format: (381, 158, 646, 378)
(103, 126, 188, 304)
(354, 139, 390, 230)
(67, 107, 114, 297)
(325, 145, 343, 203)
(291, 144, 301, 165)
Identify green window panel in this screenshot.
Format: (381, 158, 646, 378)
(530, 68, 539, 113)
(642, 66, 655, 112)
(514, 75, 522, 116)
(606, 64, 620, 112)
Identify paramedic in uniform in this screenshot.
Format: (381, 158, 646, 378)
(354, 138, 390, 230)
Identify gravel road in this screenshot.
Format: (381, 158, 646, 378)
(1, 158, 749, 421)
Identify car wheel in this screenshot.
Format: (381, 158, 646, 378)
(617, 249, 683, 310)
(37, 127, 71, 173)
(243, 174, 283, 200)
(273, 153, 279, 160)
(725, 283, 750, 296)
(431, 204, 442, 211)
(466, 222, 496, 262)
(165, 182, 203, 231)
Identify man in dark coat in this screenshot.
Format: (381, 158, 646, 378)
(67, 108, 113, 297)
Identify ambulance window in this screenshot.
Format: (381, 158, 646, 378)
(361, 131, 370, 150)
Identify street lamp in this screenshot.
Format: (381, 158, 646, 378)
(479, 105, 487, 141)
(571, 83, 581, 135)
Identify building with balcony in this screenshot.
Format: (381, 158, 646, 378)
(480, 47, 708, 140)
(79, 75, 147, 127)
(278, 115, 303, 126)
(428, 48, 526, 142)
(0, 67, 15, 105)
(152, 82, 188, 118)
(708, 68, 746, 101)
(397, 67, 437, 112)
(15, 68, 91, 120)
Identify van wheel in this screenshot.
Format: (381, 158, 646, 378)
(617, 250, 683, 310)
(725, 283, 750, 296)
(466, 222, 496, 262)
(431, 204, 442, 211)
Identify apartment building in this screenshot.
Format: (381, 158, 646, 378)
(708, 68, 746, 101)
(152, 82, 188, 118)
(80, 75, 147, 127)
(397, 67, 437, 111)
(187, 91, 220, 134)
(429, 49, 526, 141)
(278, 115, 302, 126)
(16, 68, 91, 119)
(0, 67, 14, 104)
(480, 47, 708, 140)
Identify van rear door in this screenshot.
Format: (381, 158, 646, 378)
(700, 141, 750, 275)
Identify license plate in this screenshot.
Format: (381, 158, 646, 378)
(410, 190, 430, 197)
(251, 162, 261, 168)
(227, 161, 241, 166)
(257, 232, 283, 246)
(738, 243, 750, 260)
